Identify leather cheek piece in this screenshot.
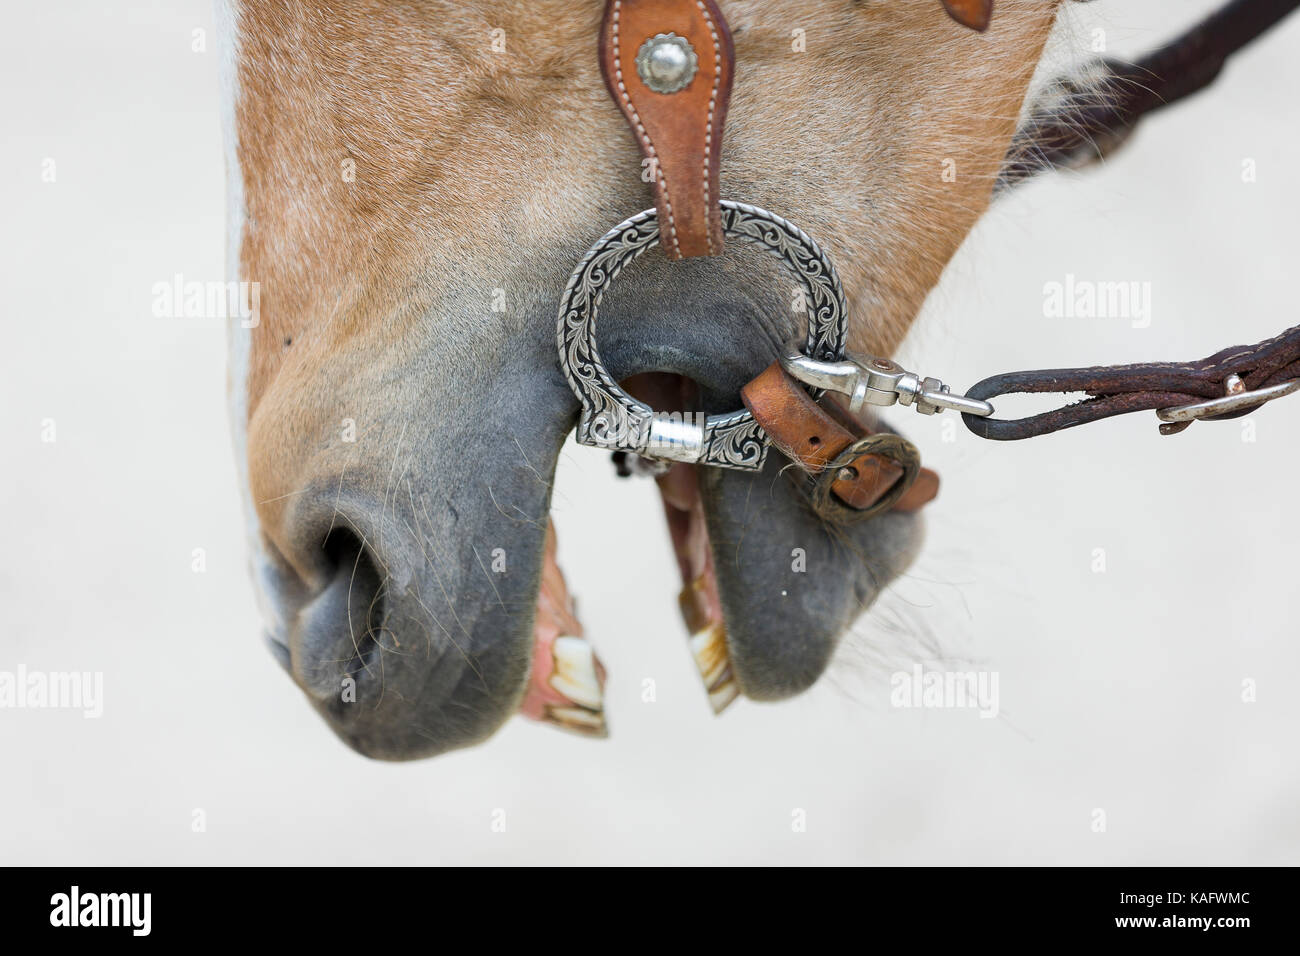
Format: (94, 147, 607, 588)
(741, 362, 940, 515)
(599, 0, 734, 259)
(941, 0, 994, 32)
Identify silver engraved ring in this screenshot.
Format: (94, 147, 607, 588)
(556, 200, 849, 472)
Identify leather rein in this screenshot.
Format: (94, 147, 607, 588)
(557, 0, 1300, 524)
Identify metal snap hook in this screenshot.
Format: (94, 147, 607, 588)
(779, 347, 995, 418)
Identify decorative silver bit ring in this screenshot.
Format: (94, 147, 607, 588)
(556, 200, 849, 471)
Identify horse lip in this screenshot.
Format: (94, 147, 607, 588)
(263, 631, 292, 673)
(695, 447, 926, 702)
(592, 268, 796, 408)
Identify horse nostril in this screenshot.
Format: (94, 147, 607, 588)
(289, 527, 386, 703)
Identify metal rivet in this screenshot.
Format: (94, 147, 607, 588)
(636, 33, 698, 94)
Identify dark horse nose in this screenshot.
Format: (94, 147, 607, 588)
(273, 473, 545, 759)
(255, 336, 580, 759)
(287, 524, 385, 702)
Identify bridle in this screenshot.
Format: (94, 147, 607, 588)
(557, 0, 1300, 523)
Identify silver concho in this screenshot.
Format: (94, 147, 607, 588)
(635, 33, 698, 94)
(556, 201, 849, 472)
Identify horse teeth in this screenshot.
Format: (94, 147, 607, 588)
(689, 622, 739, 714)
(548, 635, 605, 710)
(678, 575, 738, 714)
(542, 704, 609, 738)
(520, 522, 608, 738)
(526, 635, 608, 738)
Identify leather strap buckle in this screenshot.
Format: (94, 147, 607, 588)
(809, 433, 922, 524)
(1156, 374, 1300, 429)
(740, 360, 939, 522)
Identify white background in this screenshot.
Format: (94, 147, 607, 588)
(2, 0, 1297, 864)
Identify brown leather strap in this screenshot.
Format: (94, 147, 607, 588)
(1001, 0, 1300, 187)
(741, 362, 939, 515)
(599, 0, 734, 259)
(962, 323, 1300, 440)
(941, 0, 994, 32)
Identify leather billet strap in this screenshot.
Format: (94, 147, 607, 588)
(600, 0, 734, 259)
(742, 362, 940, 520)
(963, 323, 1300, 440)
